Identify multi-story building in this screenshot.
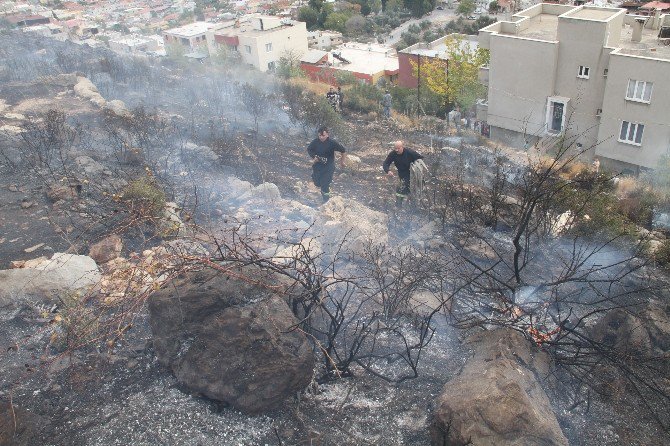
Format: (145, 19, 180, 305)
(479, 4, 670, 173)
(307, 30, 343, 50)
(164, 22, 215, 56)
(109, 35, 160, 54)
(206, 15, 308, 72)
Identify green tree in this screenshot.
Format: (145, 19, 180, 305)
(404, 0, 436, 17)
(457, 0, 476, 16)
(276, 49, 304, 79)
(488, 0, 500, 13)
(411, 35, 489, 110)
(298, 6, 319, 29)
(324, 12, 351, 33)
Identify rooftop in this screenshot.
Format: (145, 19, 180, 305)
(164, 22, 214, 37)
(329, 43, 398, 75)
(401, 34, 479, 59)
(563, 7, 621, 20)
(617, 22, 670, 59)
(500, 13, 559, 40)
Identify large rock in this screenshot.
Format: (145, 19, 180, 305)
(316, 196, 388, 254)
(88, 234, 123, 264)
(590, 301, 670, 362)
(430, 329, 568, 446)
(148, 267, 315, 414)
(73, 76, 106, 107)
(0, 253, 101, 313)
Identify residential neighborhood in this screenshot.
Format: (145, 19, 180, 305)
(1, 0, 669, 171)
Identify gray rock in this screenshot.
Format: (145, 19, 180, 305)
(0, 253, 101, 313)
(148, 267, 315, 414)
(430, 329, 568, 446)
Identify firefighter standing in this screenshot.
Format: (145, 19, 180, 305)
(307, 126, 347, 203)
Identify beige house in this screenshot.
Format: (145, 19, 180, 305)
(479, 4, 670, 173)
(206, 15, 308, 72)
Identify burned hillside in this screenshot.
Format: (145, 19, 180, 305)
(1, 32, 670, 446)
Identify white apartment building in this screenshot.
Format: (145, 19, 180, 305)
(307, 30, 343, 50)
(164, 22, 215, 55)
(479, 4, 670, 173)
(206, 15, 308, 72)
(109, 35, 160, 55)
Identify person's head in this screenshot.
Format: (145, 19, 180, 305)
(385, 90, 390, 94)
(394, 140, 404, 154)
(337, 86, 341, 91)
(329, 86, 335, 92)
(318, 126, 329, 141)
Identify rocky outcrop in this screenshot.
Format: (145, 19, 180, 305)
(316, 196, 388, 254)
(73, 76, 106, 107)
(0, 253, 101, 313)
(148, 267, 315, 414)
(430, 329, 568, 446)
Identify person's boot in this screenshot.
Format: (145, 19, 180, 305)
(396, 194, 404, 208)
(322, 192, 331, 203)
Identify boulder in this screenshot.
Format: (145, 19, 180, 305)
(316, 196, 388, 255)
(148, 267, 315, 414)
(74, 155, 107, 177)
(73, 77, 106, 107)
(88, 234, 123, 264)
(104, 99, 130, 117)
(0, 253, 100, 313)
(590, 301, 670, 361)
(236, 182, 281, 204)
(430, 329, 568, 446)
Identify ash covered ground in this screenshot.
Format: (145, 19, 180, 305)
(0, 32, 669, 446)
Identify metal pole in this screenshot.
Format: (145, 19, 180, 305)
(417, 55, 421, 118)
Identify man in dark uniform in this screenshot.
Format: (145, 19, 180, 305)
(326, 87, 339, 112)
(383, 140, 424, 207)
(307, 126, 347, 203)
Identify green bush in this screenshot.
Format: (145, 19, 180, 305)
(346, 83, 383, 113)
(121, 177, 166, 218)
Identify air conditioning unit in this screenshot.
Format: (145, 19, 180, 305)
(603, 68, 608, 77)
(596, 108, 602, 117)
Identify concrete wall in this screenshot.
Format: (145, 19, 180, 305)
(486, 35, 558, 138)
(555, 18, 611, 152)
(596, 52, 670, 169)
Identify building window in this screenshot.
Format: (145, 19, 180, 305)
(546, 97, 568, 134)
(577, 66, 590, 79)
(245, 45, 251, 54)
(268, 61, 276, 71)
(265, 42, 272, 52)
(626, 80, 653, 103)
(619, 121, 644, 145)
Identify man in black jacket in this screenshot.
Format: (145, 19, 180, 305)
(307, 126, 347, 203)
(383, 140, 423, 207)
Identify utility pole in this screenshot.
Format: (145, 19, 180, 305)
(417, 55, 421, 119)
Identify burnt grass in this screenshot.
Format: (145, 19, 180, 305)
(1, 33, 669, 445)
